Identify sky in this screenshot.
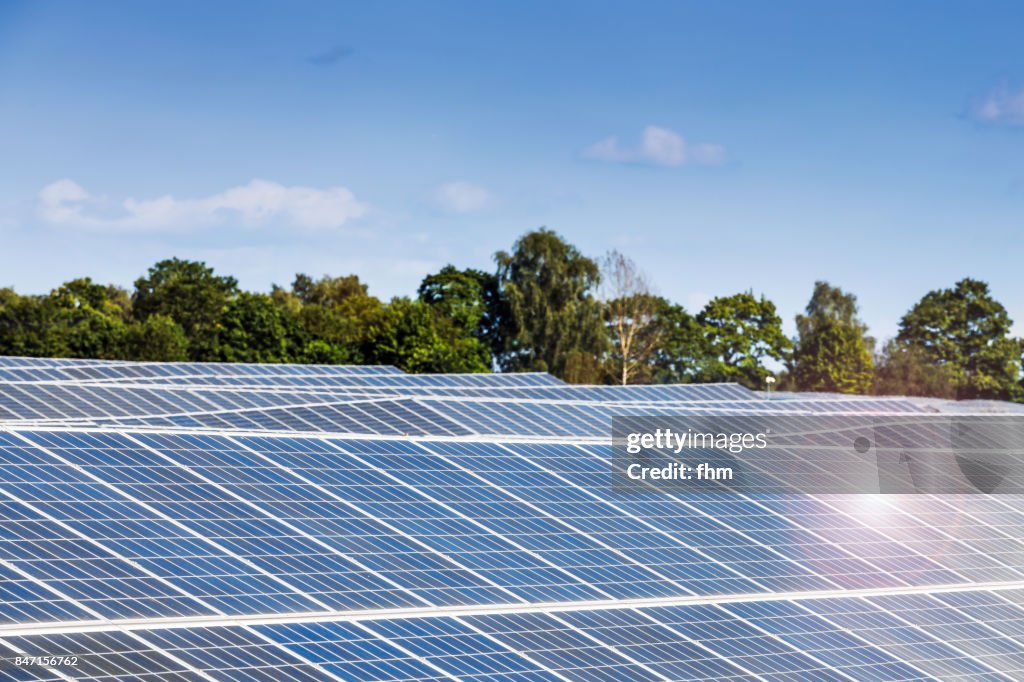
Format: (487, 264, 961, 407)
(1, 1, 1023, 343)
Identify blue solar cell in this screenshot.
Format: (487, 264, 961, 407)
(1, 356, 1021, 681)
(463, 611, 668, 682)
(801, 594, 1012, 679)
(3, 626, 335, 681)
(254, 620, 456, 681)
(641, 603, 852, 679)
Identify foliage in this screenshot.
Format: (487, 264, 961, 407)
(217, 292, 299, 363)
(290, 273, 368, 307)
(562, 350, 604, 384)
(0, 239, 1020, 404)
(494, 228, 607, 379)
(895, 278, 1021, 400)
(792, 282, 874, 393)
(873, 340, 957, 399)
(648, 299, 713, 384)
(418, 265, 502, 365)
(697, 292, 791, 389)
(601, 251, 660, 385)
(273, 274, 382, 364)
(42, 278, 131, 360)
(0, 288, 50, 357)
(132, 258, 239, 361)
(123, 314, 189, 361)
(366, 297, 491, 373)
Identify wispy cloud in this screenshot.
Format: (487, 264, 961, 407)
(307, 45, 354, 66)
(38, 179, 368, 232)
(583, 125, 725, 167)
(971, 83, 1024, 126)
(432, 181, 493, 214)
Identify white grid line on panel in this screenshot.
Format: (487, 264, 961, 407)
(223, 434, 530, 606)
(5, 429, 332, 614)
(118, 431, 438, 610)
(421, 445, 700, 598)
(3, 579, 1024, 638)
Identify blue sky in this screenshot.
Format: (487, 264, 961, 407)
(2, 1, 1023, 342)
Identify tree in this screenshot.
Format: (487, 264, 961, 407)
(299, 339, 351, 365)
(601, 251, 660, 385)
(123, 314, 189, 361)
(494, 229, 607, 379)
(873, 340, 957, 399)
(895, 278, 1020, 400)
(792, 282, 874, 393)
(42, 278, 131, 359)
(418, 265, 502, 365)
(216, 292, 298, 363)
(1020, 342, 1024, 399)
(51, 278, 131, 318)
(418, 266, 489, 331)
(290, 273, 368, 307)
(132, 259, 238, 361)
(0, 289, 52, 357)
(648, 299, 712, 384)
(366, 298, 491, 373)
(563, 350, 604, 384)
(697, 293, 791, 389)
(274, 273, 383, 364)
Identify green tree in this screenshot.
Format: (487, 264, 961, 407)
(217, 292, 298, 363)
(563, 350, 605, 384)
(132, 259, 238, 361)
(367, 298, 490, 373)
(597, 296, 711, 385)
(42, 278, 131, 359)
(895, 278, 1020, 400)
(0, 289, 51, 357)
(697, 292, 791, 389)
(873, 340, 957, 399)
(1019, 342, 1024, 399)
(648, 299, 712, 384)
(418, 265, 503, 362)
(494, 229, 607, 379)
(51, 278, 131, 317)
(274, 273, 383, 364)
(792, 282, 874, 393)
(290, 273, 368, 307)
(299, 339, 351, 364)
(123, 314, 189, 361)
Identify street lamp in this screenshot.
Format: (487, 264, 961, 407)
(765, 375, 776, 394)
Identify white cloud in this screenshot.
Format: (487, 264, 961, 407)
(972, 84, 1024, 126)
(37, 179, 93, 224)
(37, 178, 368, 231)
(432, 181, 493, 214)
(583, 125, 725, 167)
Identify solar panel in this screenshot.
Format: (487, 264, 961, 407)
(0, 380, 928, 435)
(0, 357, 1021, 680)
(5, 588, 1024, 680)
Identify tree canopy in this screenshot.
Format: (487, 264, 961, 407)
(0, 235, 1021, 402)
(132, 258, 239, 361)
(893, 278, 1020, 400)
(792, 282, 874, 393)
(697, 292, 791, 389)
(494, 229, 607, 378)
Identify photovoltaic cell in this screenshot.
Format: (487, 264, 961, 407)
(0, 356, 1021, 681)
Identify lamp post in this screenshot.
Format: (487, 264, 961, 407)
(765, 375, 776, 394)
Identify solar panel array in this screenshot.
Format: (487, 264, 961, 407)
(1, 356, 1023, 681)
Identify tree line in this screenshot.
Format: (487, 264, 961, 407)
(1, 228, 1020, 401)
